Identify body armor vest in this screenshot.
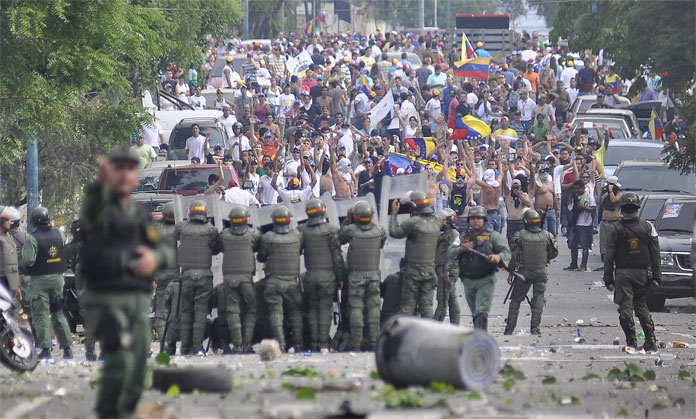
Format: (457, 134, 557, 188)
(435, 228, 458, 266)
(28, 227, 67, 276)
(450, 184, 467, 215)
(264, 231, 301, 276)
(459, 227, 496, 278)
(177, 223, 213, 269)
(302, 224, 335, 270)
(347, 225, 383, 271)
(615, 220, 651, 269)
(158, 224, 178, 276)
(0, 233, 19, 285)
(222, 230, 256, 274)
(517, 230, 549, 270)
(404, 215, 440, 265)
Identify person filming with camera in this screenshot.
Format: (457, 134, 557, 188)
(599, 176, 624, 261)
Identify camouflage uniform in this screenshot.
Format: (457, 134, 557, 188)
(434, 225, 461, 324)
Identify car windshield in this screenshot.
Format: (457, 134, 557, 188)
(603, 145, 663, 166)
(573, 119, 628, 138)
(170, 125, 224, 150)
(576, 100, 596, 114)
(640, 198, 668, 221)
(136, 170, 162, 191)
(134, 199, 170, 216)
(616, 166, 696, 194)
(655, 202, 696, 233)
(163, 167, 234, 193)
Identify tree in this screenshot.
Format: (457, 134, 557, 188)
(0, 0, 241, 223)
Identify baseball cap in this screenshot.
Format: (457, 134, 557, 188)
(226, 55, 234, 63)
(606, 175, 622, 187)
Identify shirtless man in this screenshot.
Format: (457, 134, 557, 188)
(529, 161, 558, 235)
(329, 136, 353, 199)
(598, 175, 623, 260)
(503, 176, 532, 244)
(474, 153, 504, 233)
(316, 86, 335, 116)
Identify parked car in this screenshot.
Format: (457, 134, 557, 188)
(570, 116, 631, 139)
(567, 94, 631, 121)
(628, 100, 662, 133)
(580, 109, 640, 137)
(647, 196, 696, 311)
(167, 117, 227, 160)
(638, 193, 685, 224)
(208, 53, 247, 89)
(158, 164, 237, 196)
(614, 160, 696, 197)
(131, 193, 174, 222)
(601, 140, 663, 177)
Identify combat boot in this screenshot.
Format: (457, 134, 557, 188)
(473, 315, 488, 332)
(504, 310, 519, 335)
(638, 317, 658, 353)
(530, 309, 542, 335)
(38, 348, 51, 359)
(85, 351, 97, 362)
(63, 348, 73, 359)
(619, 316, 638, 349)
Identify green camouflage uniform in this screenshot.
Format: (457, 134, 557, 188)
(339, 219, 387, 350)
(299, 221, 344, 350)
(79, 181, 174, 418)
(257, 228, 304, 350)
(21, 229, 73, 351)
(434, 226, 461, 324)
(153, 222, 178, 339)
(389, 212, 441, 318)
(9, 229, 30, 319)
(505, 228, 558, 334)
(65, 238, 96, 356)
(174, 220, 222, 354)
(603, 216, 661, 349)
(0, 230, 20, 306)
(220, 225, 260, 352)
(162, 278, 182, 354)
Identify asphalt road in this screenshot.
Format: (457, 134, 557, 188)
(2, 234, 695, 419)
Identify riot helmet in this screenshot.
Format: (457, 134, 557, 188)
(162, 203, 175, 224)
(272, 206, 292, 234)
(229, 206, 250, 234)
(410, 190, 432, 215)
(353, 201, 374, 230)
(188, 200, 209, 223)
(30, 206, 50, 226)
(467, 205, 488, 221)
(523, 209, 542, 232)
(305, 198, 326, 226)
(437, 208, 457, 227)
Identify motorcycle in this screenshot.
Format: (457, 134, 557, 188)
(0, 282, 38, 371)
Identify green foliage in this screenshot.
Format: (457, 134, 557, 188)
(618, 407, 629, 416)
(466, 391, 482, 401)
(652, 400, 669, 410)
(500, 364, 527, 380)
(295, 387, 316, 400)
(678, 369, 692, 380)
(166, 384, 180, 397)
(582, 373, 600, 381)
(541, 375, 557, 385)
(0, 0, 240, 219)
(607, 363, 657, 382)
(430, 381, 457, 394)
(155, 352, 171, 366)
(281, 365, 320, 378)
(376, 384, 425, 409)
(370, 370, 380, 380)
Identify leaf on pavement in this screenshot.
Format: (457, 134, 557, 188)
(542, 375, 557, 385)
(166, 384, 180, 398)
(582, 373, 600, 381)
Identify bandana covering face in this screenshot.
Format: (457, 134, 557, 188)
(484, 169, 499, 187)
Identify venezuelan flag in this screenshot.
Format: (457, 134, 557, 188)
(461, 33, 476, 60)
(452, 57, 490, 80)
(316, 14, 326, 23)
(648, 109, 663, 140)
(404, 137, 436, 159)
(449, 114, 491, 141)
(305, 19, 313, 35)
(388, 153, 457, 180)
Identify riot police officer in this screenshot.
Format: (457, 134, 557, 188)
(220, 206, 260, 353)
(456, 205, 511, 331)
(174, 200, 222, 356)
(8, 211, 30, 320)
(153, 203, 178, 341)
(603, 193, 661, 353)
(298, 199, 344, 352)
(0, 206, 21, 300)
(389, 190, 440, 318)
(257, 206, 303, 352)
(339, 201, 387, 351)
(504, 209, 558, 335)
(21, 207, 73, 359)
(434, 208, 461, 324)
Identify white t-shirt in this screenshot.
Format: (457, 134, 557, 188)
(258, 175, 282, 205)
(278, 186, 313, 203)
(225, 135, 250, 160)
(518, 98, 536, 121)
(338, 129, 355, 156)
(219, 114, 237, 138)
(160, 96, 176, 111)
(575, 188, 596, 226)
(141, 122, 163, 149)
(176, 82, 190, 100)
(221, 66, 241, 88)
(553, 165, 564, 195)
(466, 92, 478, 106)
(185, 135, 207, 160)
(278, 93, 296, 118)
(560, 67, 578, 88)
(425, 98, 442, 122)
(284, 158, 301, 177)
(224, 187, 260, 206)
(189, 95, 207, 110)
(565, 87, 578, 104)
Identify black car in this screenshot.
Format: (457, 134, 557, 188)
(638, 193, 693, 224)
(646, 197, 695, 311)
(614, 160, 696, 197)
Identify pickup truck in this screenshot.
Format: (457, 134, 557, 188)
(158, 164, 238, 196)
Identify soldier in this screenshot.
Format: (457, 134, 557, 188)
(162, 274, 182, 355)
(0, 206, 21, 301)
(257, 206, 303, 352)
(210, 283, 232, 354)
(455, 205, 511, 331)
(174, 200, 222, 356)
(504, 209, 558, 335)
(20, 207, 73, 359)
(153, 203, 178, 341)
(298, 198, 344, 352)
(339, 201, 387, 351)
(603, 193, 661, 353)
(389, 190, 440, 318)
(220, 206, 260, 353)
(8, 211, 30, 321)
(434, 208, 461, 324)
(79, 148, 174, 418)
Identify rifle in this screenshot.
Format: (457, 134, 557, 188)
(462, 245, 526, 283)
(539, 204, 550, 231)
(503, 274, 532, 307)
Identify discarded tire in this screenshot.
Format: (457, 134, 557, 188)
(375, 315, 500, 391)
(152, 367, 232, 393)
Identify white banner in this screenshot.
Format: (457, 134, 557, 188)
(368, 92, 395, 130)
(286, 50, 313, 77)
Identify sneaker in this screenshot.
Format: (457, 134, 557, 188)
(563, 265, 578, 271)
(578, 265, 591, 272)
(561, 227, 567, 236)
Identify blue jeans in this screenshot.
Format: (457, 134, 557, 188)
(498, 198, 507, 234)
(485, 210, 502, 234)
(569, 225, 592, 267)
(542, 210, 557, 236)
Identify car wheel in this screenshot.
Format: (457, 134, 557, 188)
(152, 367, 233, 393)
(645, 290, 666, 312)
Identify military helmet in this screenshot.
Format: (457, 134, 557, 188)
(70, 220, 82, 235)
(188, 200, 208, 222)
(0, 206, 20, 223)
(437, 208, 457, 225)
(410, 190, 430, 211)
(30, 206, 50, 226)
(228, 206, 250, 225)
(523, 209, 542, 231)
(468, 205, 488, 220)
(271, 206, 292, 226)
(305, 198, 326, 218)
(353, 201, 374, 224)
(399, 191, 413, 209)
(162, 203, 175, 224)
(620, 192, 641, 210)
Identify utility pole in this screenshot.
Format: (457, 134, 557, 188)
(26, 135, 38, 233)
(419, 0, 424, 31)
(434, 0, 438, 28)
(243, 0, 249, 39)
(447, 0, 451, 31)
(281, 0, 285, 34)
